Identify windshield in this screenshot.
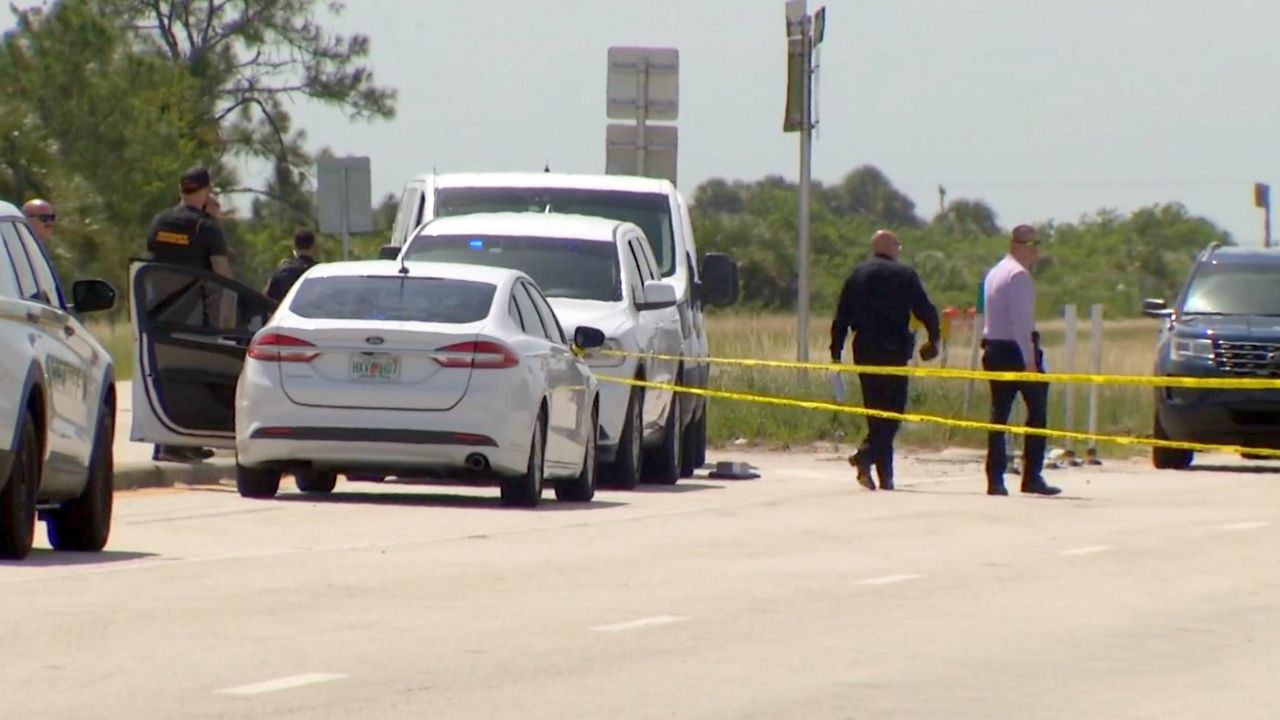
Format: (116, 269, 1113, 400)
(403, 234, 622, 302)
(1181, 263, 1280, 316)
(288, 276, 495, 323)
(434, 187, 676, 277)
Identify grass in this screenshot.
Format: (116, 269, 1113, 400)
(703, 312, 1162, 458)
(87, 311, 1163, 458)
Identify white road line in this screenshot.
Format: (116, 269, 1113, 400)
(1220, 521, 1270, 531)
(1061, 545, 1112, 556)
(590, 615, 689, 632)
(859, 574, 924, 586)
(218, 673, 346, 696)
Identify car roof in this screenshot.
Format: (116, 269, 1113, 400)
(0, 201, 22, 218)
(415, 212, 629, 243)
(1204, 246, 1280, 265)
(302, 260, 528, 285)
(419, 171, 674, 195)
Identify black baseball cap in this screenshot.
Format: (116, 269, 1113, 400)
(180, 166, 211, 194)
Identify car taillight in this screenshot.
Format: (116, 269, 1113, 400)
(434, 341, 519, 369)
(248, 333, 318, 363)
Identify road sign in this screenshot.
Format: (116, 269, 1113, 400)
(606, 124, 678, 186)
(317, 156, 373, 260)
(606, 47, 678, 121)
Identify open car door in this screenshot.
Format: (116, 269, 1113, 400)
(128, 261, 277, 448)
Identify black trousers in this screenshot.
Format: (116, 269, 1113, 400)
(855, 348, 910, 481)
(983, 340, 1047, 485)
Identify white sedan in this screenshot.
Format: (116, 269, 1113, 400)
(128, 260, 604, 507)
(395, 213, 686, 489)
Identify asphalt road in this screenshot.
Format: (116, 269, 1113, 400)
(2, 448, 1278, 719)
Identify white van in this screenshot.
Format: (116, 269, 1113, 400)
(383, 172, 739, 477)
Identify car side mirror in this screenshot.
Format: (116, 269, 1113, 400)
(700, 253, 739, 307)
(1142, 297, 1171, 318)
(71, 279, 117, 314)
(636, 280, 678, 311)
(573, 325, 606, 350)
(378, 244, 400, 261)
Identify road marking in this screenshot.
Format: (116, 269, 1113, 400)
(218, 673, 346, 696)
(1220, 521, 1270, 531)
(590, 615, 689, 632)
(1061, 545, 1112, 556)
(859, 574, 924, 586)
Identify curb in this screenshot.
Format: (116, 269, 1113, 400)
(114, 460, 237, 491)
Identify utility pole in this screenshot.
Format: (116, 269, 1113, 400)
(784, 1, 824, 363)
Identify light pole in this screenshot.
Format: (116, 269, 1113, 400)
(784, 1, 824, 362)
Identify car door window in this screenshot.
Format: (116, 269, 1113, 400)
(513, 282, 548, 340)
(14, 222, 65, 309)
(624, 241, 647, 302)
(140, 264, 273, 335)
(0, 229, 18, 298)
(633, 235, 658, 281)
(0, 222, 41, 303)
(525, 282, 568, 346)
(508, 293, 525, 330)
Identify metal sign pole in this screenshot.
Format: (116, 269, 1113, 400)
(636, 57, 648, 177)
(796, 15, 813, 363)
(340, 165, 351, 261)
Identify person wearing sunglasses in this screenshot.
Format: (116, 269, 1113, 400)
(981, 224, 1061, 497)
(22, 199, 56, 244)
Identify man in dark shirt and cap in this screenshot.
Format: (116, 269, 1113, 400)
(264, 228, 319, 302)
(830, 229, 941, 491)
(143, 166, 232, 463)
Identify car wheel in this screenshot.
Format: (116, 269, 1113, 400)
(47, 409, 113, 552)
(644, 391, 681, 485)
(0, 414, 39, 560)
(236, 464, 282, 498)
(603, 387, 643, 490)
(502, 412, 545, 508)
(1152, 413, 1193, 470)
(294, 468, 337, 494)
(556, 403, 598, 503)
(680, 402, 706, 478)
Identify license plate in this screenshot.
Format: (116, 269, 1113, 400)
(350, 353, 401, 381)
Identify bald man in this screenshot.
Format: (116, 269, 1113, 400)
(830, 229, 941, 491)
(22, 199, 55, 244)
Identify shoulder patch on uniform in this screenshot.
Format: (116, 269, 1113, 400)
(155, 231, 190, 246)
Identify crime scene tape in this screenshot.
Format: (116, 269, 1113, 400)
(598, 376, 1280, 459)
(600, 351, 1280, 390)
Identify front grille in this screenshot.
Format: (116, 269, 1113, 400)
(1214, 340, 1280, 376)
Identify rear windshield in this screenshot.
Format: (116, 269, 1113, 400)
(1182, 263, 1280, 316)
(288, 276, 495, 323)
(404, 234, 622, 302)
(434, 187, 676, 276)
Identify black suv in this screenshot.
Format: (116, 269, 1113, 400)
(1142, 244, 1280, 469)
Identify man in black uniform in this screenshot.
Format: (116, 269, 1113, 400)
(830, 230, 941, 491)
(145, 166, 233, 463)
(264, 228, 319, 302)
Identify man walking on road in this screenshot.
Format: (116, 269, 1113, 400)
(981, 224, 1061, 497)
(830, 230, 941, 491)
(264, 228, 319, 302)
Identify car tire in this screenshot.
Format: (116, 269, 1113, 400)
(644, 391, 681, 485)
(502, 412, 545, 508)
(0, 414, 39, 560)
(603, 387, 643, 490)
(680, 402, 706, 478)
(47, 409, 113, 552)
(556, 403, 598, 503)
(236, 464, 282, 498)
(294, 468, 337, 494)
(1152, 413, 1193, 470)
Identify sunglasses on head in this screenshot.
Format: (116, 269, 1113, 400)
(26, 213, 55, 223)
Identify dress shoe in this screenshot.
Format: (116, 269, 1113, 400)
(1021, 479, 1062, 496)
(878, 479, 895, 491)
(847, 452, 875, 490)
(987, 483, 1009, 496)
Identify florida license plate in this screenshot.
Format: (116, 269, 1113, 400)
(350, 354, 401, 381)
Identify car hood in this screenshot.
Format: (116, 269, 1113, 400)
(1176, 315, 1280, 340)
(547, 298, 632, 339)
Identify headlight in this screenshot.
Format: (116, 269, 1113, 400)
(583, 338, 628, 368)
(1170, 337, 1214, 362)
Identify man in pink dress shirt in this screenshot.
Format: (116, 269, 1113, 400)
(981, 225, 1062, 497)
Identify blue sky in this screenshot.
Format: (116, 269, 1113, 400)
(11, 0, 1280, 244)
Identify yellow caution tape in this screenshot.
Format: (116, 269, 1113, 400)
(601, 351, 1280, 390)
(600, 376, 1280, 459)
